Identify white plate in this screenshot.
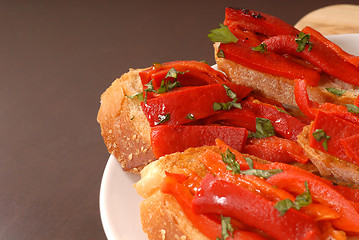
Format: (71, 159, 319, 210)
(99, 33, 359, 240)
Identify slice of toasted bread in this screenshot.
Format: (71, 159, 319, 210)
(97, 68, 154, 173)
(214, 44, 359, 107)
(135, 146, 213, 240)
(297, 125, 359, 187)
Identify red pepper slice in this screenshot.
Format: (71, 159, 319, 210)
(219, 40, 321, 86)
(244, 136, 309, 164)
(267, 169, 359, 232)
(192, 174, 320, 240)
(139, 60, 229, 87)
(150, 125, 248, 158)
(241, 100, 305, 140)
(332, 184, 359, 204)
(355, 95, 359, 107)
(264, 35, 359, 86)
(309, 111, 359, 163)
(302, 26, 359, 67)
(141, 83, 252, 127)
(161, 173, 267, 240)
(224, 7, 299, 37)
(340, 134, 359, 165)
(319, 102, 359, 125)
(294, 79, 319, 119)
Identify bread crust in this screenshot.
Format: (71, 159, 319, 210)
(297, 125, 359, 187)
(215, 44, 358, 107)
(135, 147, 214, 240)
(97, 68, 155, 173)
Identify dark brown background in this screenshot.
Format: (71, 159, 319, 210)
(1, 1, 358, 239)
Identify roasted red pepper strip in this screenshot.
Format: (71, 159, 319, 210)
(355, 95, 359, 107)
(141, 83, 252, 127)
(244, 136, 309, 164)
(264, 35, 359, 86)
(309, 111, 359, 163)
(150, 125, 248, 158)
(340, 134, 359, 165)
(219, 39, 321, 86)
(294, 79, 319, 119)
(241, 100, 305, 140)
(302, 26, 359, 67)
(224, 7, 299, 36)
(319, 102, 359, 125)
(139, 60, 229, 87)
(267, 170, 359, 232)
(192, 174, 321, 240)
(332, 184, 359, 204)
(161, 173, 266, 240)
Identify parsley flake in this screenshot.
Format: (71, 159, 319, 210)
(312, 129, 330, 151)
(248, 118, 275, 139)
(346, 104, 359, 114)
(326, 88, 347, 97)
(208, 24, 238, 44)
(252, 43, 268, 53)
(274, 182, 312, 215)
(295, 32, 313, 52)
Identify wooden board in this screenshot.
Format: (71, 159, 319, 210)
(295, 4, 359, 35)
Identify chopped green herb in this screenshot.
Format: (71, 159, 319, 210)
(155, 113, 170, 125)
(217, 216, 234, 240)
(312, 129, 331, 151)
(217, 49, 225, 58)
(221, 149, 241, 174)
(276, 106, 291, 115)
(208, 24, 238, 44)
(186, 113, 195, 120)
(156, 79, 182, 94)
(275, 182, 312, 215)
(241, 169, 283, 179)
(295, 32, 313, 52)
(346, 104, 359, 114)
(252, 43, 268, 53)
(326, 88, 347, 96)
(213, 84, 242, 111)
(165, 67, 188, 79)
(244, 157, 254, 169)
(126, 92, 144, 102)
(248, 118, 275, 139)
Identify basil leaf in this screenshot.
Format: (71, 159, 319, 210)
(217, 49, 225, 58)
(326, 88, 347, 96)
(186, 113, 195, 120)
(252, 43, 268, 53)
(248, 118, 275, 139)
(213, 84, 242, 111)
(295, 32, 313, 52)
(217, 215, 234, 240)
(276, 106, 291, 115)
(346, 104, 359, 114)
(208, 24, 238, 44)
(126, 92, 144, 102)
(165, 67, 188, 79)
(241, 169, 283, 179)
(312, 129, 331, 151)
(221, 149, 241, 174)
(244, 157, 254, 170)
(274, 199, 295, 216)
(275, 181, 312, 216)
(155, 113, 170, 125)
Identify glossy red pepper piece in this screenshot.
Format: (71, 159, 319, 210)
(309, 111, 359, 163)
(267, 170, 359, 232)
(302, 26, 359, 67)
(150, 125, 248, 158)
(264, 35, 359, 86)
(332, 184, 359, 204)
(340, 134, 359, 165)
(241, 100, 305, 140)
(224, 7, 299, 37)
(319, 102, 359, 125)
(141, 83, 252, 127)
(244, 136, 309, 164)
(161, 173, 267, 240)
(355, 95, 359, 107)
(294, 79, 319, 119)
(139, 60, 229, 87)
(192, 174, 320, 240)
(219, 39, 321, 86)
